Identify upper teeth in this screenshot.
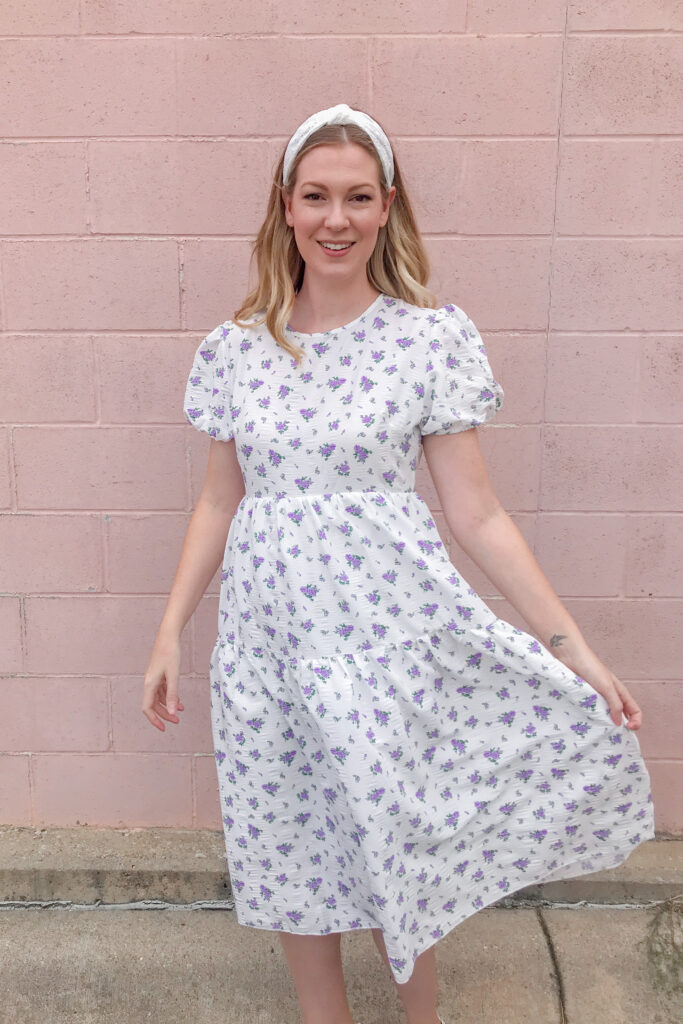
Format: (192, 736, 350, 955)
(321, 242, 351, 250)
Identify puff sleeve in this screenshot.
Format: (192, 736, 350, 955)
(420, 304, 504, 435)
(183, 321, 236, 442)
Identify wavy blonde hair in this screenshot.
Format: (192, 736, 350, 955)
(232, 118, 439, 366)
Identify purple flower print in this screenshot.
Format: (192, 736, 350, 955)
(186, 406, 205, 423)
(395, 336, 415, 350)
(484, 747, 503, 763)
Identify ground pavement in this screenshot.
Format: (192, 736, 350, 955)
(0, 827, 680, 1024)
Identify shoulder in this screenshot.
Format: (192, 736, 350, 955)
(186, 321, 240, 398)
(383, 296, 474, 332)
(431, 302, 479, 332)
(193, 320, 237, 366)
(392, 300, 484, 362)
(427, 303, 486, 355)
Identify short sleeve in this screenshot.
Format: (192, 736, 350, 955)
(183, 321, 235, 442)
(419, 304, 504, 435)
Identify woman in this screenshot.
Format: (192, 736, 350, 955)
(142, 104, 654, 1024)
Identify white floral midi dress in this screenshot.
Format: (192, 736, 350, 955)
(184, 291, 655, 984)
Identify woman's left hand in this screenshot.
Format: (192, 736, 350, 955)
(553, 644, 643, 731)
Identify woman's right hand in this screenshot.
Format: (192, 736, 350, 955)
(141, 633, 184, 731)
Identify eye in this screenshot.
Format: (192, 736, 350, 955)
(302, 193, 372, 202)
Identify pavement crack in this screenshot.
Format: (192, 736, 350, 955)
(536, 907, 567, 1023)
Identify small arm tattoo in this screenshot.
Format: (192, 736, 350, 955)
(549, 634, 568, 648)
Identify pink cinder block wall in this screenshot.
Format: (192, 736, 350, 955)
(1, 2, 681, 833)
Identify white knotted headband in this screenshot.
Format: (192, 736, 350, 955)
(283, 103, 395, 190)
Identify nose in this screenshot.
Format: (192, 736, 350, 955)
(324, 201, 350, 228)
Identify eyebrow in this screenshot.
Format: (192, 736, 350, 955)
(300, 182, 377, 191)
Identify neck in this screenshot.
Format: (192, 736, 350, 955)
(291, 278, 380, 333)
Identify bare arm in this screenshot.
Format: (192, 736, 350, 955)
(158, 438, 245, 637)
(421, 428, 643, 730)
(142, 437, 245, 730)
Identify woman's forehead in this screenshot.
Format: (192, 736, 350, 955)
(295, 142, 380, 181)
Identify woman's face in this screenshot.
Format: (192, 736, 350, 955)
(283, 142, 396, 282)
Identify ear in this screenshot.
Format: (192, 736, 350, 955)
(379, 186, 397, 227)
(281, 186, 294, 228)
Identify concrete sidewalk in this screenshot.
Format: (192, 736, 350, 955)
(1, 903, 681, 1023)
(0, 828, 681, 1023)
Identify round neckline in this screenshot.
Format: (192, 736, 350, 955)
(285, 292, 385, 337)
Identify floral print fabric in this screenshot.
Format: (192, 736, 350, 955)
(184, 292, 655, 984)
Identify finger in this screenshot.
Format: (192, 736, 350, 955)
(601, 686, 625, 727)
(141, 706, 166, 731)
(164, 675, 181, 717)
(165, 694, 181, 718)
(620, 694, 643, 730)
(154, 695, 179, 724)
(609, 700, 625, 728)
(612, 679, 643, 730)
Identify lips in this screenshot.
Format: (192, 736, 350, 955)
(318, 241, 355, 255)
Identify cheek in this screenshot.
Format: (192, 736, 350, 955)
(295, 210, 319, 235)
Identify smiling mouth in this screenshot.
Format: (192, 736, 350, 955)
(318, 241, 355, 250)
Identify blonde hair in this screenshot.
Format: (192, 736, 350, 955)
(232, 119, 439, 366)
